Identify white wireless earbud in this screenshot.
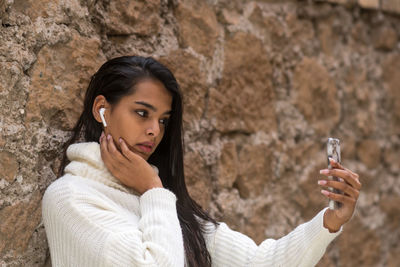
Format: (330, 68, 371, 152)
(99, 108, 107, 127)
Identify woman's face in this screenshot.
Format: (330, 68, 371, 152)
(93, 79, 173, 161)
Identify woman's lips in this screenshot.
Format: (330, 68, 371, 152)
(136, 144, 152, 153)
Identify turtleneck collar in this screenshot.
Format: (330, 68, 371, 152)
(63, 142, 158, 195)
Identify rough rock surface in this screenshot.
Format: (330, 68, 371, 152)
(1, 0, 399, 266)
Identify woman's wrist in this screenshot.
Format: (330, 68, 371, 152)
(139, 177, 164, 195)
(323, 208, 342, 233)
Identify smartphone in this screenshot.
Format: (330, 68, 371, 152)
(327, 138, 342, 210)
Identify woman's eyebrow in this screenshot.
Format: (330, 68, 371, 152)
(134, 101, 172, 115)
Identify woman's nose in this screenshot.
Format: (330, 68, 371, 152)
(146, 119, 160, 137)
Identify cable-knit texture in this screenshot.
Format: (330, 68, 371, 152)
(42, 142, 342, 267)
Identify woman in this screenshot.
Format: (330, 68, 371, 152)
(42, 56, 361, 267)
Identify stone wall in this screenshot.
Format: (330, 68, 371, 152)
(0, 0, 399, 266)
(318, 0, 400, 14)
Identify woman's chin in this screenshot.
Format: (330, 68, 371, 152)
(140, 153, 149, 161)
(127, 144, 151, 161)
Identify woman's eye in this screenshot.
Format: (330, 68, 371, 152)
(159, 118, 170, 126)
(136, 110, 148, 117)
(135, 110, 169, 126)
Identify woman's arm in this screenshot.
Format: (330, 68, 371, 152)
(205, 159, 360, 267)
(42, 179, 184, 267)
(205, 208, 341, 267)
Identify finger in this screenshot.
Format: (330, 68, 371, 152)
(329, 158, 344, 170)
(329, 159, 360, 180)
(99, 131, 105, 143)
(340, 166, 359, 180)
(321, 189, 356, 206)
(318, 180, 359, 199)
(119, 137, 141, 162)
(331, 166, 361, 190)
(101, 134, 125, 175)
(345, 169, 360, 182)
(100, 132, 109, 158)
(106, 134, 129, 164)
(100, 133, 118, 171)
(332, 169, 361, 190)
(320, 169, 361, 190)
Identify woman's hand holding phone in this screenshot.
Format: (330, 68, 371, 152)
(99, 132, 163, 195)
(318, 159, 362, 232)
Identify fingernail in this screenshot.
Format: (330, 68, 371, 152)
(320, 169, 329, 175)
(107, 134, 111, 141)
(318, 180, 327, 185)
(119, 137, 122, 143)
(330, 158, 336, 163)
(321, 189, 330, 196)
(100, 131, 104, 138)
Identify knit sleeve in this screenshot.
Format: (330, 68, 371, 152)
(206, 208, 341, 267)
(42, 179, 184, 267)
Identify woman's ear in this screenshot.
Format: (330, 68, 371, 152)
(92, 95, 109, 124)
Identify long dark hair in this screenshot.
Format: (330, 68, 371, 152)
(57, 56, 218, 266)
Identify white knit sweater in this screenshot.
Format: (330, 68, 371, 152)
(42, 142, 341, 267)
